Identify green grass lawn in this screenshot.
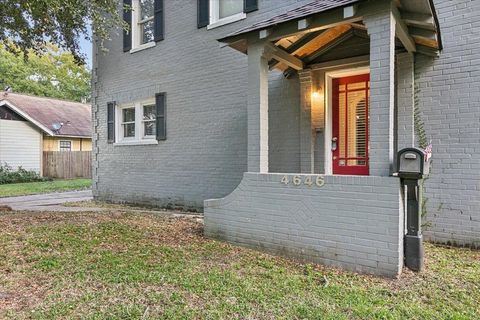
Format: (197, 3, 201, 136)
(0, 179, 91, 197)
(0, 211, 478, 319)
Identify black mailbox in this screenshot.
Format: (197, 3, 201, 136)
(397, 147, 430, 179)
(397, 147, 431, 272)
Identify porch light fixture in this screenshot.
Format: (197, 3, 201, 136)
(311, 91, 321, 99)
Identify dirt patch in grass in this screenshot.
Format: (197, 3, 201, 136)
(0, 210, 479, 319)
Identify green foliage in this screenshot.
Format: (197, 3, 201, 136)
(0, 0, 124, 64)
(413, 84, 431, 223)
(0, 42, 91, 102)
(413, 85, 428, 149)
(1, 212, 479, 319)
(0, 178, 91, 197)
(0, 163, 49, 185)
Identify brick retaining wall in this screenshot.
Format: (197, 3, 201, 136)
(205, 173, 404, 277)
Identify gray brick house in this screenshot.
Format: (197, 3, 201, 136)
(92, 0, 479, 276)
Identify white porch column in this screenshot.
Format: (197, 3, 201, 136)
(247, 42, 269, 173)
(364, 3, 396, 176)
(397, 52, 415, 149)
(299, 69, 314, 173)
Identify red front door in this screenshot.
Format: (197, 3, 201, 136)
(332, 74, 369, 175)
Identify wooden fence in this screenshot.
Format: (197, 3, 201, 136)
(43, 151, 92, 179)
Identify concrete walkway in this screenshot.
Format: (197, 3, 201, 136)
(0, 190, 95, 212)
(0, 190, 204, 220)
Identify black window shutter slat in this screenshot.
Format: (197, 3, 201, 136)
(197, 0, 209, 28)
(154, 0, 164, 42)
(244, 0, 258, 13)
(155, 93, 166, 140)
(123, 0, 132, 52)
(107, 102, 115, 143)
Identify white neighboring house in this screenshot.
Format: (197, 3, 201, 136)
(0, 92, 92, 174)
(0, 109, 43, 173)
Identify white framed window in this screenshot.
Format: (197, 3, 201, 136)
(131, 0, 156, 51)
(115, 99, 158, 145)
(208, 0, 246, 29)
(121, 106, 136, 140)
(59, 140, 72, 152)
(142, 104, 156, 137)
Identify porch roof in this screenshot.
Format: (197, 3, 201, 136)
(218, 0, 442, 66)
(219, 0, 362, 40)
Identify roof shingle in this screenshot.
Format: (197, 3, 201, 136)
(0, 92, 91, 137)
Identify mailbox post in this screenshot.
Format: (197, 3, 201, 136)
(397, 148, 430, 272)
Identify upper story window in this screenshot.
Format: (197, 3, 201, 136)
(132, 0, 155, 48)
(208, 0, 246, 29)
(123, 0, 164, 53)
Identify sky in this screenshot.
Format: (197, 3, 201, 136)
(79, 27, 93, 68)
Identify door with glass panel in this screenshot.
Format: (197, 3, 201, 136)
(332, 74, 369, 175)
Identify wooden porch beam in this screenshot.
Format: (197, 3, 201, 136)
(350, 22, 367, 30)
(304, 29, 355, 63)
(219, 7, 362, 53)
(410, 27, 438, 49)
(415, 44, 439, 57)
(278, 30, 325, 53)
(392, 6, 416, 53)
(265, 43, 304, 71)
(401, 11, 436, 31)
(298, 18, 311, 30)
(265, 7, 363, 42)
(259, 29, 271, 39)
(270, 30, 324, 70)
(352, 28, 369, 39)
(409, 27, 436, 40)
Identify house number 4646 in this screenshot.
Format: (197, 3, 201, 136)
(280, 175, 325, 187)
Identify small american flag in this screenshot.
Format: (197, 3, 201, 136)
(424, 142, 432, 162)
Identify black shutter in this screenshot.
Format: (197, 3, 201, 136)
(123, 0, 132, 52)
(155, 93, 166, 140)
(244, 0, 258, 13)
(197, 0, 209, 28)
(107, 102, 115, 143)
(154, 0, 164, 42)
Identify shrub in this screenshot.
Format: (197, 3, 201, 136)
(0, 163, 50, 184)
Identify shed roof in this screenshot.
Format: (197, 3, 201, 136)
(0, 92, 91, 138)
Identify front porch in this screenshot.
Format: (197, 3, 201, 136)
(205, 0, 441, 276)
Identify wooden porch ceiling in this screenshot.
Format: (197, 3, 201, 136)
(220, 0, 442, 75)
(270, 24, 357, 72)
(268, 15, 439, 73)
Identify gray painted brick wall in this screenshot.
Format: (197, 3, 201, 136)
(93, 1, 311, 209)
(364, 3, 396, 176)
(269, 71, 301, 173)
(93, 0, 480, 247)
(416, 0, 480, 247)
(396, 52, 415, 150)
(205, 173, 404, 277)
